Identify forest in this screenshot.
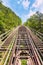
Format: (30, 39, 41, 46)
(0, 1, 22, 34)
(24, 11, 43, 33)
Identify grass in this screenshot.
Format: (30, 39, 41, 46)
(21, 59, 27, 65)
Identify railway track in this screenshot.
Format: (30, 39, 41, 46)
(0, 26, 43, 65)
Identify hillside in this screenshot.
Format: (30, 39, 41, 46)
(24, 11, 43, 33)
(0, 2, 22, 34)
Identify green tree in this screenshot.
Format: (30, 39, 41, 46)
(24, 11, 43, 33)
(0, 3, 22, 34)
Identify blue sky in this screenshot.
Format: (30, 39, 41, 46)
(2, 0, 43, 22)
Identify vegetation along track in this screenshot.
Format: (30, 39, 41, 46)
(0, 26, 43, 65)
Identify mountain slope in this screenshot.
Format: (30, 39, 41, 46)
(0, 3, 22, 34)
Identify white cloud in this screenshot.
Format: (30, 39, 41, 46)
(22, 0, 30, 9)
(17, 0, 30, 9)
(28, 10, 35, 17)
(39, 6, 43, 13)
(31, 0, 43, 14)
(26, 10, 35, 18)
(32, 0, 43, 8)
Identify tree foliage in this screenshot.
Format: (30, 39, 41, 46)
(24, 11, 43, 33)
(0, 3, 22, 34)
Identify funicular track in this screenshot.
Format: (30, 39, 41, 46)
(0, 26, 43, 65)
(14, 26, 35, 65)
(10, 26, 43, 65)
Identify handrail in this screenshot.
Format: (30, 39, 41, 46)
(1, 31, 11, 41)
(0, 30, 10, 38)
(30, 28, 43, 41)
(37, 32, 43, 36)
(36, 33, 43, 41)
(0, 30, 11, 48)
